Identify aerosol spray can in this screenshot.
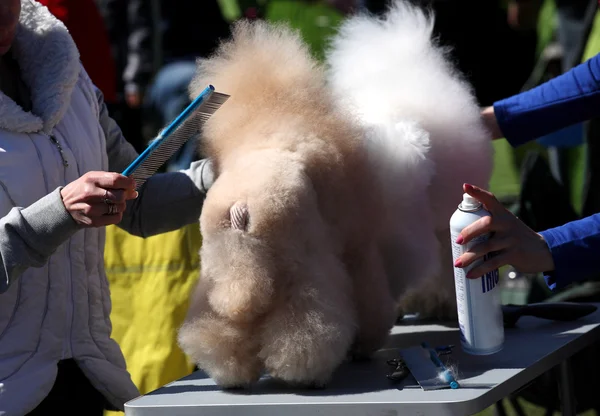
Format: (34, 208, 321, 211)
(450, 193, 504, 355)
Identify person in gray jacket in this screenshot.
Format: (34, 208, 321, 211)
(0, 1, 214, 414)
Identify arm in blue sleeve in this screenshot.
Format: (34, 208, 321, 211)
(539, 213, 600, 291)
(494, 53, 600, 147)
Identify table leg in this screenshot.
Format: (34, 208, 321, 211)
(558, 359, 577, 416)
(493, 400, 507, 416)
(508, 396, 527, 416)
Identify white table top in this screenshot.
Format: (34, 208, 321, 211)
(125, 303, 600, 416)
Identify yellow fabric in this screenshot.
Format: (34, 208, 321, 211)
(103, 223, 202, 416)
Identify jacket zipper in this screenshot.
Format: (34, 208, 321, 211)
(48, 133, 72, 358)
(48, 135, 69, 167)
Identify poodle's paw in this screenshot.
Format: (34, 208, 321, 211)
(197, 354, 263, 389)
(266, 363, 335, 388)
(204, 355, 263, 390)
(348, 336, 382, 362)
(261, 339, 345, 389)
(350, 327, 392, 359)
(395, 304, 407, 323)
(398, 291, 458, 322)
(178, 317, 263, 388)
(209, 366, 261, 390)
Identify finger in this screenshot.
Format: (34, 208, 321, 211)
(125, 188, 139, 200)
(456, 236, 512, 268)
(71, 202, 105, 218)
(91, 172, 136, 191)
(465, 251, 510, 279)
(457, 215, 494, 245)
(97, 188, 137, 203)
(463, 183, 503, 214)
(99, 189, 126, 204)
(72, 202, 127, 217)
(90, 212, 124, 227)
(105, 202, 127, 216)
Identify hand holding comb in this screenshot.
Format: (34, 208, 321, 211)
(122, 85, 229, 190)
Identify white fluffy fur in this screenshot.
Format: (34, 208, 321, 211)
(327, 1, 493, 223)
(326, 1, 494, 315)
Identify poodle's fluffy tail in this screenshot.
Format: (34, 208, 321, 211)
(326, 0, 493, 227)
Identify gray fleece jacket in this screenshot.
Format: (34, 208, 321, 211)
(0, 84, 214, 293)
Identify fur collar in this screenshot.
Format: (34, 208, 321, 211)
(0, 0, 80, 134)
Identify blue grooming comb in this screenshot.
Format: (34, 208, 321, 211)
(122, 84, 230, 190)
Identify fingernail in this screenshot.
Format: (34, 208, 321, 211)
(466, 271, 475, 279)
(134, 191, 139, 199)
(455, 235, 464, 245)
(464, 183, 474, 191)
(454, 259, 462, 268)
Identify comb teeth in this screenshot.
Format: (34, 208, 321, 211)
(124, 87, 230, 190)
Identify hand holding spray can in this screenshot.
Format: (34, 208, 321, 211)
(450, 193, 504, 355)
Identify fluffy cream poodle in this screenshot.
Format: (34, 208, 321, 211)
(178, 0, 493, 389)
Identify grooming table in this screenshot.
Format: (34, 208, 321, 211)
(124, 303, 600, 416)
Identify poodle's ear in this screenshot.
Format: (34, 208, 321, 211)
(230, 201, 249, 231)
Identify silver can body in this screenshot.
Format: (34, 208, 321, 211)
(450, 201, 504, 355)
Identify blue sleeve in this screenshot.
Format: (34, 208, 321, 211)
(493, 53, 600, 148)
(539, 213, 600, 291)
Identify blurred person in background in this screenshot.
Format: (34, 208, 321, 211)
(95, 0, 231, 169)
(38, 0, 119, 110)
(94, 0, 148, 153)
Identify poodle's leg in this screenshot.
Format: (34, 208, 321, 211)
(396, 228, 458, 321)
(381, 206, 443, 317)
(178, 314, 263, 388)
(347, 246, 397, 360)
(258, 257, 357, 388)
(431, 227, 458, 318)
(179, 280, 263, 387)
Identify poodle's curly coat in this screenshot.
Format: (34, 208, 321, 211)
(178, 0, 493, 388)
